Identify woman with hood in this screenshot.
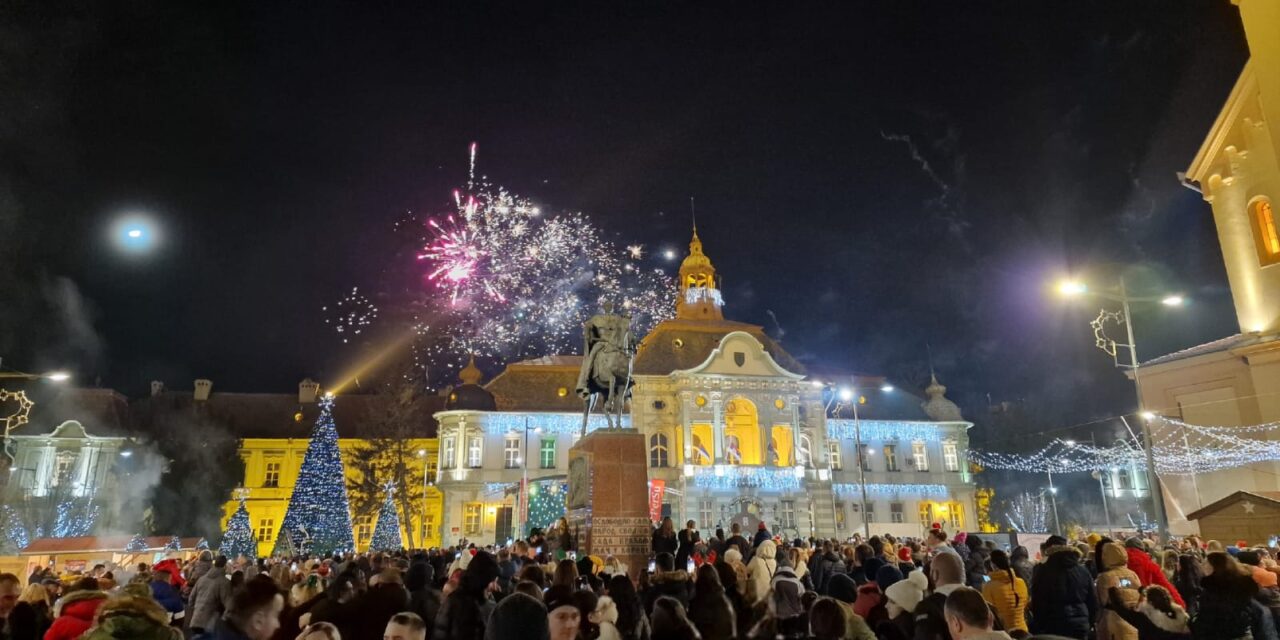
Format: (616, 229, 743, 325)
(688, 564, 736, 640)
(44, 589, 109, 640)
(745, 539, 778, 604)
(1009, 546, 1034, 589)
(1095, 541, 1143, 640)
(722, 548, 749, 598)
(982, 550, 1028, 635)
(748, 567, 807, 640)
(1029, 537, 1097, 639)
(651, 596, 701, 640)
(1194, 552, 1270, 640)
(433, 550, 500, 640)
(1101, 584, 1191, 640)
(81, 595, 182, 640)
(605, 574, 650, 640)
(1172, 555, 1203, 616)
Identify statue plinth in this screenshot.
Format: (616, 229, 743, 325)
(565, 428, 651, 580)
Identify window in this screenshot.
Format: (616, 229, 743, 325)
(504, 436, 521, 469)
(356, 516, 373, 545)
(798, 434, 813, 468)
(865, 502, 875, 523)
(649, 434, 669, 468)
(464, 503, 482, 535)
(912, 441, 929, 471)
(426, 458, 438, 483)
(1252, 199, 1280, 266)
(834, 502, 846, 530)
(52, 451, 76, 487)
(890, 502, 905, 523)
(421, 515, 435, 542)
(859, 444, 873, 471)
(698, 499, 714, 528)
(884, 445, 900, 472)
(443, 439, 456, 469)
(263, 461, 281, 488)
(943, 441, 959, 472)
(1117, 468, 1132, 490)
(256, 518, 274, 543)
(827, 442, 842, 470)
(540, 438, 556, 469)
(780, 500, 796, 529)
(467, 436, 482, 468)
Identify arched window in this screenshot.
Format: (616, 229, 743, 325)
(1252, 199, 1280, 266)
(649, 433, 669, 468)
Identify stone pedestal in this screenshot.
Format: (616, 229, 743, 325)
(566, 428, 651, 579)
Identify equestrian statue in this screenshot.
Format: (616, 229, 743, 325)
(575, 301, 635, 435)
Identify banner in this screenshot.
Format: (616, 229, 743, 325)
(648, 479, 665, 523)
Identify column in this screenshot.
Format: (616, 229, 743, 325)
(711, 393, 724, 462)
(681, 392, 694, 464)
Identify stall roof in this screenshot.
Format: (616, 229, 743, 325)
(20, 536, 204, 555)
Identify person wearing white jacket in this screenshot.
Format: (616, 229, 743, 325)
(592, 595, 623, 640)
(746, 539, 779, 604)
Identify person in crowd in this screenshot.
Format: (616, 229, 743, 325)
(722, 548, 749, 597)
(981, 549, 1028, 636)
(1008, 547, 1033, 590)
(1095, 541, 1143, 640)
(642, 552, 692, 614)
(914, 551, 968, 640)
(809, 541, 840, 596)
(149, 568, 185, 625)
(290, 574, 324, 608)
(745, 539, 778, 604)
(518, 563, 547, 589)
(748, 566, 807, 640)
(605, 574, 649, 640)
(551, 560, 578, 590)
(382, 612, 426, 640)
(1028, 535, 1096, 640)
(1173, 554, 1204, 616)
(45, 586, 109, 640)
(295, 622, 341, 640)
(752, 522, 772, 551)
(345, 569, 410, 640)
(687, 564, 735, 640)
(544, 585, 581, 640)
(925, 529, 956, 558)
(707, 528, 726, 559)
(810, 596, 849, 640)
(1124, 538, 1185, 607)
(200, 574, 283, 640)
(11, 582, 52, 639)
(1161, 551, 1180, 582)
(944, 587, 1011, 640)
(188, 556, 233, 635)
(81, 594, 183, 640)
(1102, 584, 1190, 640)
(188, 552, 214, 596)
(572, 589, 600, 639)
(405, 562, 440, 634)
(676, 520, 700, 572)
(852, 572, 886, 626)
(881, 569, 927, 640)
(432, 550, 499, 640)
(650, 596, 700, 640)
(653, 518, 678, 558)
(1194, 552, 1273, 640)
(592, 595, 622, 640)
(710, 558, 751, 639)
(725, 523, 752, 564)
(484, 591, 548, 640)
(964, 536, 990, 589)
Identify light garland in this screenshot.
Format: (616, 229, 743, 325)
(826, 420, 951, 443)
(689, 465, 801, 491)
(274, 396, 355, 555)
(832, 483, 949, 497)
(369, 482, 403, 551)
(479, 413, 630, 436)
(125, 534, 148, 552)
(221, 495, 258, 560)
(526, 480, 567, 532)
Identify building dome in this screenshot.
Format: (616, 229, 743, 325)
(921, 374, 963, 421)
(446, 357, 497, 411)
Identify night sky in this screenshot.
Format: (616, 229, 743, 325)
(0, 1, 1251, 434)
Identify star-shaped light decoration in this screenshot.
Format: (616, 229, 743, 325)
(1242, 500, 1256, 514)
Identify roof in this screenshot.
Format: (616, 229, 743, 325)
(485, 358, 583, 412)
(1185, 490, 1280, 521)
(828, 384, 935, 421)
(21, 535, 205, 554)
(132, 391, 443, 440)
(633, 318, 804, 376)
(1185, 62, 1256, 184)
(17, 387, 134, 438)
(1140, 333, 1252, 367)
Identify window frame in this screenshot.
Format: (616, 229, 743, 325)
(827, 441, 842, 470)
(942, 441, 959, 472)
(464, 503, 482, 535)
(503, 435, 521, 469)
(256, 518, 274, 543)
(263, 461, 282, 488)
(780, 499, 796, 529)
(466, 436, 483, 469)
(442, 439, 456, 469)
(698, 498, 714, 528)
(890, 502, 905, 523)
(649, 433, 669, 468)
(912, 441, 929, 471)
(539, 438, 556, 469)
(1251, 198, 1280, 266)
(355, 515, 373, 545)
(859, 444, 873, 471)
(884, 444, 900, 472)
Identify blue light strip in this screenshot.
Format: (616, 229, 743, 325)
(478, 413, 631, 435)
(826, 420, 948, 442)
(833, 482, 949, 497)
(690, 466, 802, 491)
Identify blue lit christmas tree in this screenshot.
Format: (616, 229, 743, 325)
(274, 395, 355, 555)
(221, 494, 258, 560)
(125, 533, 148, 552)
(369, 482, 402, 551)
(527, 480, 568, 531)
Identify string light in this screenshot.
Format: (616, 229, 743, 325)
(274, 396, 355, 555)
(220, 495, 258, 560)
(826, 420, 950, 442)
(125, 534, 148, 552)
(479, 413, 629, 436)
(689, 466, 802, 491)
(832, 483, 949, 497)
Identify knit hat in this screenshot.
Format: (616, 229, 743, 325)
(827, 573, 857, 604)
(466, 550, 500, 586)
(953, 532, 968, 546)
(897, 546, 913, 563)
(544, 585, 576, 615)
(485, 592, 550, 640)
(759, 521, 768, 530)
(884, 570, 929, 613)
(1123, 537, 1146, 551)
(875, 564, 903, 592)
(1086, 533, 1102, 546)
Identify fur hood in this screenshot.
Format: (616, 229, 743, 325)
(755, 539, 777, 560)
(53, 589, 109, 618)
(650, 569, 691, 585)
(1139, 602, 1189, 633)
(1043, 545, 1083, 568)
(724, 548, 744, 564)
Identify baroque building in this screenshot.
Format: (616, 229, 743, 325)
(434, 231, 976, 544)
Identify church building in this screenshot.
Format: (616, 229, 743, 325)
(434, 230, 977, 544)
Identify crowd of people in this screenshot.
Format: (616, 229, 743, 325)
(1, 519, 1279, 640)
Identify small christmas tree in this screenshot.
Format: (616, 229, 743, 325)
(125, 533, 148, 552)
(369, 482, 402, 551)
(221, 495, 258, 560)
(165, 535, 182, 551)
(274, 395, 354, 555)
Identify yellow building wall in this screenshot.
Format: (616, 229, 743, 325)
(221, 437, 443, 554)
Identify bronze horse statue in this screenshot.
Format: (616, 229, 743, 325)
(575, 302, 634, 434)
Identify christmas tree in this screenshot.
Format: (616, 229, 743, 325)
(125, 533, 148, 552)
(221, 495, 258, 560)
(165, 535, 182, 550)
(369, 482, 402, 551)
(274, 395, 355, 555)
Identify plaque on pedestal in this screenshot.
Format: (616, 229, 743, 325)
(565, 429, 651, 579)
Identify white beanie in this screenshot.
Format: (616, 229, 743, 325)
(884, 569, 928, 613)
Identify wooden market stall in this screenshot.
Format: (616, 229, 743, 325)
(1186, 491, 1280, 546)
(13, 535, 205, 578)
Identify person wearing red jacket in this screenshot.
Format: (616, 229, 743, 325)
(44, 589, 108, 640)
(1123, 538, 1185, 607)
(151, 558, 187, 592)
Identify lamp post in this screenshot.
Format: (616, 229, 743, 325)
(1, 364, 71, 463)
(516, 419, 543, 540)
(1046, 470, 1061, 534)
(1057, 275, 1183, 538)
(826, 383, 894, 538)
(417, 448, 432, 549)
(1067, 436, 1114, 536)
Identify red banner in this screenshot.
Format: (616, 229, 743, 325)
(648, 479, 665, 523)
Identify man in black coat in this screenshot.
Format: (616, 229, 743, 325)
(1028, 536, 1096, 640)
(641, 552, 692, 615)
(725, 523, 752, 564)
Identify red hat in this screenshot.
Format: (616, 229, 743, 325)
(758, 522, 767, 530)
(898, 547, 913, 562)
(931, 522, 942, 530)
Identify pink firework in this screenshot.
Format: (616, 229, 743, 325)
(418, 214, 483, 304)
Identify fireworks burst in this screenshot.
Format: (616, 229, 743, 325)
(323, 287, 379, 344)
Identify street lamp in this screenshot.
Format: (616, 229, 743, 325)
(516, 421, 543, 540)
(1056, 274, 1184, 538)
(827, 383, 894, 538)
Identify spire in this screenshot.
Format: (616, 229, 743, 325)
(459, 355, 484, 386)
(922, 374, 963, 422)
(676, 226, 723, 320)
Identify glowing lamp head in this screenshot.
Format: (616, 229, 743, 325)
(119, 450, 133, 458)
(1063, 439, 1076, 446)
(663, 249, 677, 261)
(880, 384, 894, 393)
(838, 388, 854, 402)
(1057, 280, 1087, 296)
(45, 371, 71, 382)
(1161, 295, 1185, 307)
(1140, 411, 1156, 421)
(417, 449, 427, 457)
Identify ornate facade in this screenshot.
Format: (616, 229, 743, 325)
(435, 232, 976, 545)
